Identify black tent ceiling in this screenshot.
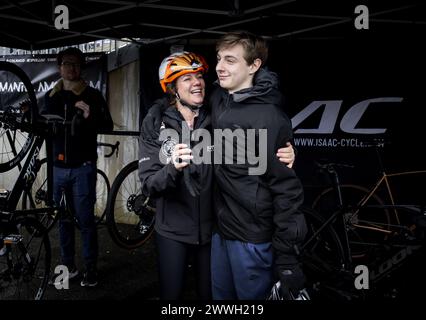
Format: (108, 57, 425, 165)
(0, 0, 425, 50)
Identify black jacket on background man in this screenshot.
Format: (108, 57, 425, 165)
(41, 79, 113, 167)
(139, 98, 213, 245)
(210, 68, 306, 271)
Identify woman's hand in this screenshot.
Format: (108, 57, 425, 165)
(276, 142, 295, 168)
(172, 144, 193, 171)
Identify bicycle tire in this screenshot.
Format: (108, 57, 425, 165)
(106, 160, 155, 249)
(0, 61, 37, 172)
(300, 206, 363, 300)
(0, 216, 51, 300)
(300, 206, 345, 279)
(22, 158, 110, 228)
(94, 168, 110, 225)
(21, 158, 58, 232)
(312, 184, 391, 262)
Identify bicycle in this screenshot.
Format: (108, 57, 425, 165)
(0, 61, 38, 173)
(21, 141, 120, 228)
(106, 160, 155, 249)
(1, 61, 112, 298)
(1, 61, 51, 299)
(0, 212, 51, 300)
(299, 156, 426, 300)
(312, 144, 426, 262)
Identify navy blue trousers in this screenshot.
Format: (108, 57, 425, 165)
(53, 162, 97, 269)
(211, 233, 274, 300)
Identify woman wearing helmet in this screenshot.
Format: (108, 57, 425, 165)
(138, 51, 213, 300)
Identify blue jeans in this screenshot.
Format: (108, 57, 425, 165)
(53, 162, 98, 269)
(211, 233, 274, 300)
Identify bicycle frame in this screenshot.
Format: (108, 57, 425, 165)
(0, 115, 60, 224)
(6, 136, 42, 209)
(303, 154, 426, 299)
(319, 157, 425, 236)
(359, 170, 426, 226)
(312, 161, 426, 272)
(0, 118, 52, 300)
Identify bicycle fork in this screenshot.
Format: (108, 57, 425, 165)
(2, 234, 36, 279)
(329, 167, 353, 267)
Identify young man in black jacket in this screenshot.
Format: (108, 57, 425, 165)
(40, 47, 113, 287)
(210, 31, 306, 300)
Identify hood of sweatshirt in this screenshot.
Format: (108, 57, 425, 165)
(213, 68, 283, 105)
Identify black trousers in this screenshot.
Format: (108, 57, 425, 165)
(155, 232, 212, 300)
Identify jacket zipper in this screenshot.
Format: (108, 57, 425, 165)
(216, 93, 232, 125)
(64, 102, 67, 163)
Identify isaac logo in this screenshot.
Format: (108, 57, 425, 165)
(292, 97, 403, 135)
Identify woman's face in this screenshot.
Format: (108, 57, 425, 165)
(175, 72, 205, 106)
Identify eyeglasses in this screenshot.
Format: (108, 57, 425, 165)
(61, 61, 81, 68)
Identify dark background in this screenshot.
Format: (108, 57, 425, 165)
(1, 1, 424, 203)
(2, 22, 424, 205)
(138, 29, 426, 205)
(1, 0, 425, 305)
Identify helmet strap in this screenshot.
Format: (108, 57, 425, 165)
(175, 92, 202, 113)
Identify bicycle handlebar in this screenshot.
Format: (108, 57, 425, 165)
(97, 141, 120, 158)
(2, 109, 120, 159)
(0, 108, 73, 133)
(314, 160, 354, 173)
(1, 109, 105, 140)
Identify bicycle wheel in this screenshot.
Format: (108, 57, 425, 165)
(0, 61, 37, 172)
(0, 216, 51, 300)
(312, 184, 391, 262)
(21, 158, 58, 232)
(300, 206, 362, 300)
(300, 206, 345, 279)
(106, 160, 155, 249)
(94, 169, 110, 225)
(22, 159, 110, 228)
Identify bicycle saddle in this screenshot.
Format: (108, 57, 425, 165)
(39, 114, 64, 121)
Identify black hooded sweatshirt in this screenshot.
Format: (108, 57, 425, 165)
(209, 68, 306, 270)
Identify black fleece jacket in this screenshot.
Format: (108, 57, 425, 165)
(138, 98, 213, 245)
(41, 80, 113, 167)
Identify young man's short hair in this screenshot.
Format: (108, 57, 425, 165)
(216, 31, 268, 66)
(57, 47, 85, 67)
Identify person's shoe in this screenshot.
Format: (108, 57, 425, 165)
(80, 269, 98, 287)
(49, 265, 79, 286)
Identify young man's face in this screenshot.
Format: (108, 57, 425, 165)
(216, 44, 256, 94)
(59, 54, 82, 81)
(175, 72, 205, 106)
